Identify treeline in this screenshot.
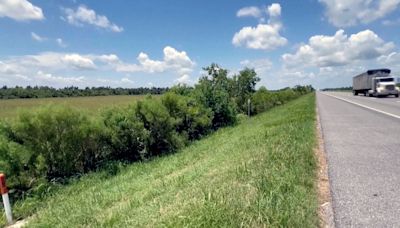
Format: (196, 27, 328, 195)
(0, 86, 168, 99)
(0, 63, 314, 200)
(322, 86, 352, 91)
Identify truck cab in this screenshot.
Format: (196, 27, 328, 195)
(370, 77, 399, 97)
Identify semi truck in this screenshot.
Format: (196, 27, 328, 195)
(352, 69, 399, 97)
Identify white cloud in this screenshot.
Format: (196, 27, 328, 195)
(267, 3, 281, 17)
(31, 32, 46, 42)
(174, 74, 191, 84)
(96, 77, 135, 87)
(282, 29, 395, 68)
(233, 3, 286, 51)
(240, 58, 273, 74)
(236, 6, 262, 18)
(62, 5, 123, 32)
(56, 38, 67, 48)
(115, 46, 195, 75)
(0, 47, 195, 88)
(0, 0, 44, 21)
(36, 70, 85, 85)
(63, 54, 96, 70)
(378, 52, 400, 64)
(97, 54, 119, 63)
(232, 23, 287, 50)
(319, 0, 400, 27)
(0, 52, 99, 74)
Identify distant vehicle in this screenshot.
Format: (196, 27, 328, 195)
(352, 69, 399, 97)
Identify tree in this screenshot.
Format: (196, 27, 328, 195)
(193, 64, 237, 128)
(232, 68, 260, 113)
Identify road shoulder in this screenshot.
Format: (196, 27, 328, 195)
(316, 106, 334, 228)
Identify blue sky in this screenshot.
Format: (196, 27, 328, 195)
(1, 0, 400, 89)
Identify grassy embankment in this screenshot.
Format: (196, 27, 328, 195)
(2, 94, 317, 227)
(0, 95, 150, 119)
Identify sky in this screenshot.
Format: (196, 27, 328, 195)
(1, 0, 400, 89)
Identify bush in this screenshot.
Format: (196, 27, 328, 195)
(162, 92, 213, 140)
(135, 96, 185, 157)
(252, 87, 275, 114)
(3, 106, 106, 180)
(0, 130, 39, 195)
(102, 106, 149, 162)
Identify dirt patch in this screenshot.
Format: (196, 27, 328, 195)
(6, 219, 29, 228)
(315, 107, 334, 228)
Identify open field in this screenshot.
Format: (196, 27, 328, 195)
(3, 94, 318, 227)
(0, 95, 152, 120)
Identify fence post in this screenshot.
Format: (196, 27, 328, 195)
(0, 173, 13, 225)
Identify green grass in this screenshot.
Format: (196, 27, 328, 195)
(2, 94, 317, 227)
(0, 95, 151, 120)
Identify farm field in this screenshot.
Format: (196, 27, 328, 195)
(4, 94, 318, 227)
(0, 95, 152, 119)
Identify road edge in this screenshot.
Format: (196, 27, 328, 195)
(316, 105, 335, 228)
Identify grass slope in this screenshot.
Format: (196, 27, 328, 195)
(0, 95, 150, 119)
(5, 94, 317, 227)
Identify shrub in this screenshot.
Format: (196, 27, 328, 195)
(252, 87, 275, 114)
(135, 96, 185, 157)
(102, 106, 149, 161)
(161, 92, 213, 140)
(0, 130, 39, 195)
(6, 105, 106, 180)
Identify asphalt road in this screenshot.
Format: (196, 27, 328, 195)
(317, 92, 400, 227)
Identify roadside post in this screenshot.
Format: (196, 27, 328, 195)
(247, 98, 251, 117)
(0, 173, 13, 224)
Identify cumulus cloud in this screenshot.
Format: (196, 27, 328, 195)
(232, 23, 287, 50)
(319, 0, 400, 27)
(115, 46, 195, 76)
(36, 70, 85, 85)
(62, 5, 123, 32)
(240, 58, 273, 74)
(236, 6, 262, 18)
(31, 32, 46, 42)
(63, 54, 96, 70)
(0, 47, 195, 88)
(233, 3, 287, 50)
(0, 52, 99, 75)
(0, 0, 44, 21)
(267, 3, 281, 17)
(282, 29, 395, 68)
(175, 74, 191, 84)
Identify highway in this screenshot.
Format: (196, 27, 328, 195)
(317, 92, 400, 227)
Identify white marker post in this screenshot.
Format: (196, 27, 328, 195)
(0, 173, 13, 225)
(247, 98, 251, 117)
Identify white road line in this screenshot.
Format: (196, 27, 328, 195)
(322, 93, 400, 120)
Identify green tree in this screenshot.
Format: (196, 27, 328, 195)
(232, 68, 260, 113)
(193, 64, 237, 129)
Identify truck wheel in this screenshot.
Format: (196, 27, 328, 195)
(353, 90, 357, 96)
(369, 93, 373, 97)
(396, 94, 399, 98)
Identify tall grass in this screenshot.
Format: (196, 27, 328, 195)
(0, 95, 150, 119)
(3, 94, 317, 227)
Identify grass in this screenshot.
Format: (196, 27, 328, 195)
(1, 94, 318, 227)
(0, 95, 151, 120)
